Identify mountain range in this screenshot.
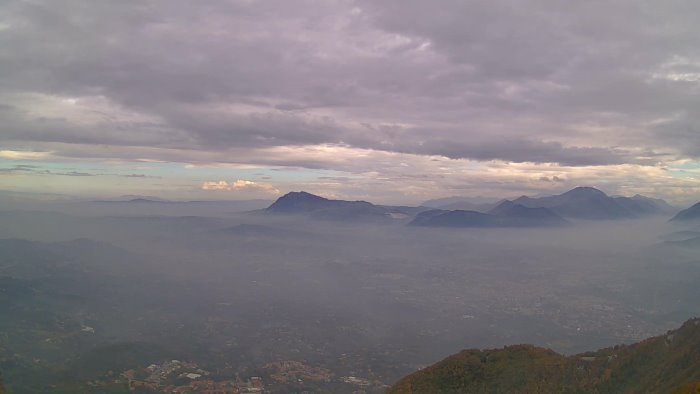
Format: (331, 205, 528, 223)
(264, 191, 426, 222)
(389, 318, 700, 393)
(512, 187, 674, 219)
(263, 187, 688, 225)
(671, 202, 700, 222)
(410, 200, 568, 228)
(421, 196, 501, 212)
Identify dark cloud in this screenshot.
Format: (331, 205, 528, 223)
(652, 111, 700, 156)
(394, 137, 632, 166)
(1, 0, 699, 169)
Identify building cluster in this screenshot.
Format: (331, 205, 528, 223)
(121, 360, 264, 393)
(262, 360, 333, 383)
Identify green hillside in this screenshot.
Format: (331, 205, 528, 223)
(389, 318, 700, 393)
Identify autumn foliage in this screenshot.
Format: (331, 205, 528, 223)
(389, 318, 700, 393)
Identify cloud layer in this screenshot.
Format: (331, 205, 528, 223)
(1, 1, 699, 202)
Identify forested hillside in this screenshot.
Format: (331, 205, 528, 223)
(390, 318, 700, 393)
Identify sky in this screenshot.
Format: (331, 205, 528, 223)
(1, 0, 700, 205)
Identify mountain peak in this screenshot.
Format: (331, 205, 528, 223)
(487, 200, 516, 215)
(562, 186, 607, 197)
(510, 187, 663, 220)
(279, 191, 328, 201)
(264, 191, 406, 222)
(265, 191, 330, 213)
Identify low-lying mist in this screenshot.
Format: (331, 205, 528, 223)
(1, 205, 699, 388)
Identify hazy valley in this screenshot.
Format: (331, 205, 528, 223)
(1, 188, 700, 392)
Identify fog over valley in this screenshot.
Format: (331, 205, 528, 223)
(2, 188, 700, 392)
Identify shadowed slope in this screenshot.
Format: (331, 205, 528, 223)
(390, 318, 700, 393)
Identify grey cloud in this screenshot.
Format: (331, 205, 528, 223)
(1, 0, 699, 169)
(422, 139, 631, 166)
(162, 107, 344, 149)
(653, 112, 700, 156)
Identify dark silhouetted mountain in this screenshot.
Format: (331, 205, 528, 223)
(266, 191, 332, 213)
(671, 202, 700, 222)
(410, 209, 498, 227)
(410, 202, 567, 228)
(486, 199, 520, 216)
(267, 189, 673, 223)
(265, 191, 423, 222)
(613, 194, 676, 216)
(438, 201, 499, 212)
(389, 318, 700, 394)
(628, 194, 676, 214)
(407, 209, 448, 226)
(512, 187, 670, 220)
(421, 196, 500, 212)
(488, 200, 569, 227)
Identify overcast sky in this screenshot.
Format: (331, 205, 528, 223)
(1, 0, 700, 204)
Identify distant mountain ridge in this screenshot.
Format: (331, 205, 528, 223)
(625, 194, 676, 214)
(671, 202, 700, 222)
(422, 196, 497, 208)
(265, 188, 674, 224)
(266, 191, 340, 213)
(421, 187, 674, 219)
(389, 318, 700, 393)
(264, 191, 426, 222)
(421, 196, 501, 212)
(410, 209, 498, 228)
(409, 201, 568, 228)
(513, 187, 672, 219)
(488, 200, 569, 226)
